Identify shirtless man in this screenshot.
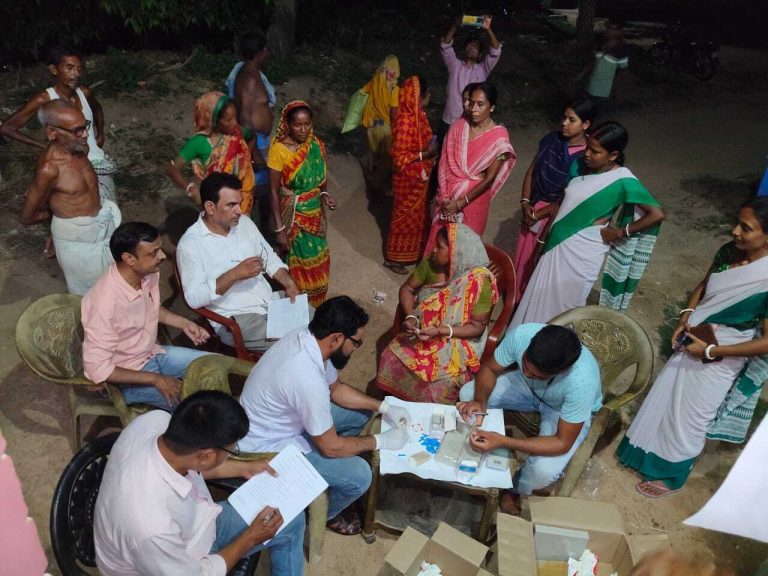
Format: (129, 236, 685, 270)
(0, 46, 117, 204)
(20, 100, 121, 295)
(226, 31, 276, 233)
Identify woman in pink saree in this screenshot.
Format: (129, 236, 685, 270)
(425, 82, 516, 252)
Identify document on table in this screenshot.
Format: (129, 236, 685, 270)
(684, 415, 768, 543)
(227, 443, 328, 533)
(266, 293, 310, 339)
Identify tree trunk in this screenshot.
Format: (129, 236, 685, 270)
(575, 0, 597, 47)
(266, 0, 296, 61)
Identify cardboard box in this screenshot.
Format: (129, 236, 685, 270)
(380, 522, 494, 576)
(497, 497, 669, 576)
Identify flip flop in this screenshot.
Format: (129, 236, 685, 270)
(383, 261, 410, 275)
(635, 480, 679, 498)
(326, 509, 362, 536)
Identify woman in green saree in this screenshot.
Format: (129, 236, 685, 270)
(268, 101, 337, 307)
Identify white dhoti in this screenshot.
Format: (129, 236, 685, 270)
(51, 199, 122, 295)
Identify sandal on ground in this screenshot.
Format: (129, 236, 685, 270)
(383, 261, 410, 275)
(635, 480, 679, 498)
(326, 510, 362, 536)
(499, 489, 521, 516)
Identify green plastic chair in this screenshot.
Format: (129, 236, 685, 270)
(15, 294, 148, 449)
(506, 305, 654, 496)
(182, 354, 330, 564)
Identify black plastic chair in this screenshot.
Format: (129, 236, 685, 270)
(50, 432, 259, 576)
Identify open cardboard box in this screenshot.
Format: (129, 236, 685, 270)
(379, 522, 494, 576)
(497, 497, 669, 576)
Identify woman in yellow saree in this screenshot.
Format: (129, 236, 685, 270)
(268, 101, 337, 307)
(376, 223, 499, 403)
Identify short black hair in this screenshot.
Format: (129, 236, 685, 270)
(464, 35, 485, 55)
(526, 325, 582, 374)
(309, 296, 369, 340)
(46, 46, 81, 67)
(163, 391, 249, 455)
(109, 222, 159, 262)
(200, 172, 242, 206)
(240, 31, 267, 60)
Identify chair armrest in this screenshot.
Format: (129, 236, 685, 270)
(195, 307, 250, 359)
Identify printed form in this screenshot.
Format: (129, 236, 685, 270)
(266, 293, 310, 339)
(228, 443, 328, 533)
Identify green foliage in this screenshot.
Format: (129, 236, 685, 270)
(657, 295, 691, 359)
(186, 49, 237, 85)
(100, 0, 268, 37)
(94, 48, 150, 96)
(0, 0, 105, 62)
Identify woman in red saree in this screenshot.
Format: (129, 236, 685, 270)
(383, 76, 439, 275)
(425, 82, 516, 253)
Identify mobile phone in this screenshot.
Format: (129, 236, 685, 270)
(461, 14, 484, 27)
(674, 331, 692, 352)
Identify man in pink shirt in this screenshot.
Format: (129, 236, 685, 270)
(81, 222, 212, 409)
(440, 15, 502, 131)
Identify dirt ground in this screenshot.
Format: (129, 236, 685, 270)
(2, 42, 768, 575)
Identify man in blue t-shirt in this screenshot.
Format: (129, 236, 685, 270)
(458, 323, 602, 503)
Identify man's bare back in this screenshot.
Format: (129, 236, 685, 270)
(234, 61, 274, 135)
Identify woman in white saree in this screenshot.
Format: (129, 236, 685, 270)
(617, 197, 768, 497)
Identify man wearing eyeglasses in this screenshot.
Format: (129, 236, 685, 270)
(0, 46, 117, 204)
(19, 99, 121, 295)
(177, 172, 301, 353)
(239, 296, 411, 536)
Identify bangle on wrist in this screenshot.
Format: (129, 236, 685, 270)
(445, 324, 453, 339)
(624, 224, 631, 237)
(678, 308, 695, 317)
(704, 344, 717, 361)
(404, 314, 419, 326)
(185, 182, 195, 195)
(320, 191, 329, 197)
(463, 196, 470, 208)
(520, 198, 531, 205)
(274, 225, 286, 233)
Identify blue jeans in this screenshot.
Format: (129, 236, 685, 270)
(459, 374, 592, 496)
(121, 346, 214, 410)
(212, 501, 305, 576)
(303, 404, 372, 519)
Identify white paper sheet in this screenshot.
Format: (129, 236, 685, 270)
(379, 396, 513, 489)
(684, 415, 768, 542)
(266, 293, 310, 339)
(227, 443, 328, 534)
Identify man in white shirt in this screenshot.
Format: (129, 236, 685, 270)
(94, 390, 305, 576)
(239, 296, 410, 535)
(177, 172, 301, 352)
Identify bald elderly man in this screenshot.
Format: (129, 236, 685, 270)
(20, 100, 121, 294)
